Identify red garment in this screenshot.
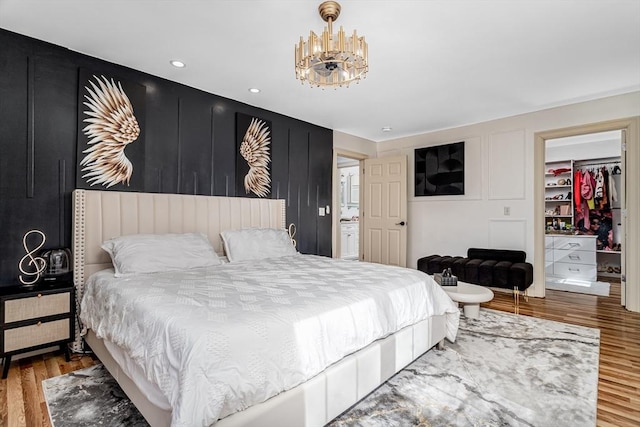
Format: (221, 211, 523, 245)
(574, 170, 582, 213)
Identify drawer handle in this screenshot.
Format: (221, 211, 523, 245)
(37, 293, 42, 298)
(569, 255, 580, 260)
(568, 268, 580, 272)
(37, 321, 42, 326)
(568, 243, 580, 248)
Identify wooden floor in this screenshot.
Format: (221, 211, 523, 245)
(484, 282, 640, 427)
(1, 284, 639, 427)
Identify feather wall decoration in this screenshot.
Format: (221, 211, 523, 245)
(80, 75, 140, 188)
(240, 117, 271, 197)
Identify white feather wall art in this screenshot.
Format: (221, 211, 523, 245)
(240, 117, 271, 197)
(80, 75, 141, 187)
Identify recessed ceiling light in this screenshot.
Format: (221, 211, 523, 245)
(248, 88, 261, 93)
(382, 127, 392, 132)
(170, 60, 186, 68)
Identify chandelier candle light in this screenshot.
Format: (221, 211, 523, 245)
(295, 1, 368, 88)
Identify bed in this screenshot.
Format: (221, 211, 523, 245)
(72, 189, 459, 427)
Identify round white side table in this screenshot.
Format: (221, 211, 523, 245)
(442, 281, 494, 319)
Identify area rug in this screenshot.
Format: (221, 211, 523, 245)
(42, 364, 149, 426)
(43, 309, 599, 427)
(329, 308, 600, 426)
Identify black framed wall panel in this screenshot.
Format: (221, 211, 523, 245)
(287, 126, 310, 254)
(270, 119, 290, 201)
(33, 52, 78, 247)
(309, 129, 333, 257)
(176, 94, 214, 195)
(212, 101, 238, 197)
(0, 37, 30, 279)
(143, 85, 180, 194)
(0, 29, 333, 285)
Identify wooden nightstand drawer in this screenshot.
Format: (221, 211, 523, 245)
(4, 292, 71, 323)
(1, 282, 74, 378)
(4, 318, 70, 353)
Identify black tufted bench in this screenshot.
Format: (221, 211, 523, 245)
(417, 248, 533, 311)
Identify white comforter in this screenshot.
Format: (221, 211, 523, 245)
(80, 254, 459, 426)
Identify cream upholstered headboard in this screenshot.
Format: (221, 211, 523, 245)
(71, 189, 286, 351)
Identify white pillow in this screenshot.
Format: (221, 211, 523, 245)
(221, 228, 297, 262)
(102, 233, 221, 277)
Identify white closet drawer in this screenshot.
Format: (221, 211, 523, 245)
(545, 236, 554, 250)
(553, 262, 597, 281)
(545, 249, 555, 270)
(545, 263, 555, 276)
(552, 236, 596, 252)
(553, 249, 596, 265)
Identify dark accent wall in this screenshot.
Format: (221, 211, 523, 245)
(0, 29, 333, 286)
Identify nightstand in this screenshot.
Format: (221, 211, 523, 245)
(1, 282, 74, 379)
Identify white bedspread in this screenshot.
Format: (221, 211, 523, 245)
(80, 255, 459, 426)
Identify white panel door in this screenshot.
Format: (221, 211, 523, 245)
(362, 156, 407, 267)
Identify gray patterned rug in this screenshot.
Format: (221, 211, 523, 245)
(43, 309, 599, 427)
(43, 364, 149, 426)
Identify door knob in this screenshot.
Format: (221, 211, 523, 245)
(396, 221, 406, 226)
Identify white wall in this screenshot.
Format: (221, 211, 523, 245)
(333, 130, 377, 157)
(546, 134, 621, 162)
(375, 91, 640, 298)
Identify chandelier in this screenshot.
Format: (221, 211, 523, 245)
(295, 1, 368, 88)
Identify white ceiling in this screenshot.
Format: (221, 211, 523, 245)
(1, 0, 639, 142)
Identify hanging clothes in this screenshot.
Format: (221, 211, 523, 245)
(589, 171, 597, 210)
(574, 170, 582, 213)
(609, 166, 618, 203)
(582, 170, 595, 210)
(594, 168, 604, 200)
(599, 167, 609, 209)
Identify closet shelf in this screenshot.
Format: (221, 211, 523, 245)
(545, 214, 572, 218)
(597, 250, 621, 254)
(545, 185, 572, 188)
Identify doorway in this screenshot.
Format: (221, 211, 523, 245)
(338, 156, 361, 259)
(534, 117, 640, 312)
(544, 131, 624, 297)
(332, 149, 367, 260)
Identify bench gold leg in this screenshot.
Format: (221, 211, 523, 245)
(513, 286, 520, 315)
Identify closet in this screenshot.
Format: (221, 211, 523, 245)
(573, 158, 623, 277)
(544, 130, 623, 295)
(544, 160, 574, 230)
